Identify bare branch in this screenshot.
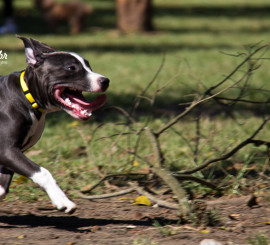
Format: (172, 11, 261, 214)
(144, 127, 190, 213)
(81, 173, 147, 193)
(78, 188, 135, 200)
(108, 106, 137, 124)
(131, 54, 166, 115)
(174, 174, 220, 190)
(128, 182, 179, 210)
(179, 118, 270, 175)
(156, 78, 242, 136)
(204, 44, 269, 95)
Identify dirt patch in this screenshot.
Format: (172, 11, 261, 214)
(0, 195, 270, 245)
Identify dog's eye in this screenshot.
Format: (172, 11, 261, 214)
(66, 65, 76, 71)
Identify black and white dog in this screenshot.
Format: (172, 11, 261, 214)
(0, 36, 109, 213)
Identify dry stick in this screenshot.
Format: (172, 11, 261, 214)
(174, 174, 219, 190)
(156, 79, 242, 136)
(108, 106, 137, 124)
(128, 182, 179, 210)
(144, 127, 190, 214)
(204, 44, 269, 96)
(178, 118, 270, 175)
(125, 145, 220, 190)
(157, 44, 269, 136)
(131, 54, 166, 115)
(209, 96, 270, 105)
(79, 182, 180, 210)
(81, 173, 147, 193)
(78, 188, 135, 200)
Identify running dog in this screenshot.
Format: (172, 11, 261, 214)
(0, 36, 109, 213)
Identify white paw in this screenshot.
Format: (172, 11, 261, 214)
(53, 198, 77, 214)
(31, 167, 77, 214)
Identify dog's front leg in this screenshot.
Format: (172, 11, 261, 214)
(0, 166, 14, 200)
(1, 147, 76, 213)
(30, 167, 76, 213)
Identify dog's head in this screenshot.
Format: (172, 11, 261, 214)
(18, 35, 109, 120)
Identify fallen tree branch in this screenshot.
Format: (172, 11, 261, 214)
(78, 182, 180, 210)
(144, 127, 190, 214)
(77, 188, 135, 200)
(174, 174, 220, 190)
(179, 118, 270, 175)
(81, 173, 147, 193)
(128, 182, 179, 210)
(156, 78, 243, 136)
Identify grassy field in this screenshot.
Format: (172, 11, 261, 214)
(1, 0, 270, 201)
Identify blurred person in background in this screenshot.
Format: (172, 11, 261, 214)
(0, 0, 17, 34)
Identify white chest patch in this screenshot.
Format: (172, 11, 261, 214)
(21, 111, 46, 152)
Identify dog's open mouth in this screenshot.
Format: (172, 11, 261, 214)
(54, 87, 106, 120)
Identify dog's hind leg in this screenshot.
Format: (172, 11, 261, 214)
(0, 165, 14, 200)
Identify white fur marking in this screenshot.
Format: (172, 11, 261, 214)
(0, 186, 5, 199)
(22, 111, 46, 152)
(69, 52, 92, 73)
(31, 167, 76, 213)
(69, 52, 105, 92)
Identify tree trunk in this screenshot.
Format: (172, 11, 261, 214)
(116, 0, 153, 32)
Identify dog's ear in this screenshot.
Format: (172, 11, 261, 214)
(17, 35, 55, 67)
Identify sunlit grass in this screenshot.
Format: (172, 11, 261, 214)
(1, 0, 270, 200)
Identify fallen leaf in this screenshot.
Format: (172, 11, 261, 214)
(66, 242, 76, 245)
(81, 184, 91, 192)
(133, 211, 151, 220)
(133, 160, 139, 167)
(68, 121, 79, 128)
(229, 213, 240, 220)
(200, 228, 211, 234)
(15, 176, 28, 184)
(17, 235, 25, 239)
(133, 195, 151, 206)
(91, 226, 101, 232)
(133, 212, 144, 220)
(118, 197, 134, 201)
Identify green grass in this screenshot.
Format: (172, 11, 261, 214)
(1, 0, 270, 201)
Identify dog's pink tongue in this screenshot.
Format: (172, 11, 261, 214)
(71, 94, 107, 111)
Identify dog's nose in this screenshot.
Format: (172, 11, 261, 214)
(99, 77, 110, 91)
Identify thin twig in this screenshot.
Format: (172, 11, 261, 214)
(204, 44, 269, 95)
(81, 173, 147, 193)
(156, 78, 242, 136)
(78, 188, 135, 200)
(179, 118, 270, 175)
(108, 106, 137, 124)
(131, 54, 166, 115)
(174, 174, 220, 190)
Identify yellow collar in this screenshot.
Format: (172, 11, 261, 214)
(20, 71, 44, 113)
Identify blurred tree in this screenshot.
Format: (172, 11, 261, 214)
(116, 0, 153, 32)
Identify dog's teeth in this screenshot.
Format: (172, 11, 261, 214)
(65, 98, 71, 105)
(81, 109, 92, 117)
